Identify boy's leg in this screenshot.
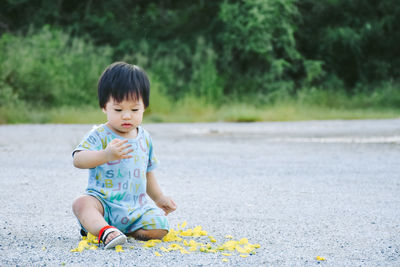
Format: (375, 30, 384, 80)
(72, 195, 120, 243)
(128, 229, 168, 241)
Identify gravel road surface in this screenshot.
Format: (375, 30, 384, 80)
(0, 119, 399, 266)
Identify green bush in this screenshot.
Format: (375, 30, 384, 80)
(1, 0, 399, 100)
(188, 37, 223, 103)
(0, 26, 112, 107)
(218, 0, 302, 95)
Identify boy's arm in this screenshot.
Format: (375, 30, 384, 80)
(73, 139, 133, 169)
(73, 150, 109, 169)
(146, 171, 177, 215)
(146, 171, 164, 201)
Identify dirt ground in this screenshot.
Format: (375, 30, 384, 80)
(0, 119, 399, 266)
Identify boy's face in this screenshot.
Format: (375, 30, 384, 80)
(102, 97, 145, 138)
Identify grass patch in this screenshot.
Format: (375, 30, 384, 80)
(0, 106, 105, 124)
(1, 103, 399, 125)
(0, 101, 400, 124)
(1, 86, 400, 124)
(145, 102, 400, 123)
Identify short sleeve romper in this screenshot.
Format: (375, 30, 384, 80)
(73, 124, 169, 234)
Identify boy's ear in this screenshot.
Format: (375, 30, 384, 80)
(102, 107, 107, 114)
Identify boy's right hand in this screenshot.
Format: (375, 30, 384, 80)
(104, 139, 133, 162)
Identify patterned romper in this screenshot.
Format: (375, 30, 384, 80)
(73, 124, 169, 234)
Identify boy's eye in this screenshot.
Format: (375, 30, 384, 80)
(114, 109, 122, 112)
(132, 109, 139, 112)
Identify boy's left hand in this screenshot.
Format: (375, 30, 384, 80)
(155, 196, 177, 215)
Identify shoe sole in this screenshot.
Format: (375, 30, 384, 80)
(104, 234, 127, 249)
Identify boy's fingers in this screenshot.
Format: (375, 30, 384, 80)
(171, 199, 177, 207)
(120, 144, 132, 151)
(112, 139, 127, 146)
(163, 207, 170, 215)
(165, 204, 175, 213)
(167, 198, 177, 209)
(124, 149, 134, 154)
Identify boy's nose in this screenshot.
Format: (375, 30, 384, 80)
(122, 112, 132, 119)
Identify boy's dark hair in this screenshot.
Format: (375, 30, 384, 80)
(98, 62, 150, 108)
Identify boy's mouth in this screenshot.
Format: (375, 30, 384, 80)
(122, 123, 132, 128)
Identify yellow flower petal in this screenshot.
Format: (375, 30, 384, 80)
(180, 248, 190, 254)
(221, 253, 232, 256)
(221, 240, 238, 251)
(155, 251, 162, 257)
(87, 233, 98, 244)
(197, 242, 205, 247)
(240, 254, 249, 258)
(189, 240, 197, 246)
(316, 256, 326, 261)
(236, 246, 247, 254)
(115, 245, 124, 252)
(160, 246, 170, 252)
(200, 231, 208, 236)
(163, 229, 183, 242)
(239, 238, 248, 245)
(193, 226, 202, 232)
(143, 239, 162, 248)
(168, 243, 183, 251)
(180, 230, 193, 236)
(208, 236, 217, 243)
(222, 258, 229, 262)
(181, 221, 187, 228)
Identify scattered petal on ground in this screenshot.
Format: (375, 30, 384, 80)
(316, 256, 326, 261)
(115, 245, 124, 252)
(160, 246, 169, 252)
(69, 221, 261, 259)
(143, 239, 162, 248)
(209, 236, 217, 243)
(181, 221, 187, 229)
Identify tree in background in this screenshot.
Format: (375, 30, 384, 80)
(0, 0, 399, 108)
(296, 0, 400, 89)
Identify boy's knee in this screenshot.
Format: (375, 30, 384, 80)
(72, 196, 86, 215)
(72, 195, 100, 215)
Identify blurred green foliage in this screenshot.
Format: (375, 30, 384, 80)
(0, 26, 112, 107)
(0, 0, 399, 122)
(296, 0, 400, 87)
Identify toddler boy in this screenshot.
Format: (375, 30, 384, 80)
(72, 62, 176, 249)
